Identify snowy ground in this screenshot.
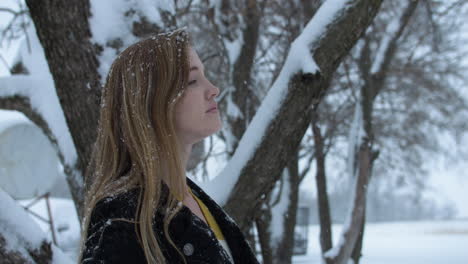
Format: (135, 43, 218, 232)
(18, 197, 468, 263)
(293, 220, 468, 264)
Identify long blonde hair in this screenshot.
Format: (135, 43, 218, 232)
(78, 28, 192, 264)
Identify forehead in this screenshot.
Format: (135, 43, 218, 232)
(189, 48, 203, 70)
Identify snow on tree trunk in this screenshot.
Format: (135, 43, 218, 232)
(270, 168, 291, 255)
(254, 151, 300, 264)
(272, 153, 300, 264)
(323, 137, 372, 264)
(347, 102, 364, 179)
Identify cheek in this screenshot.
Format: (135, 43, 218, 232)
(174, 95, 202, 126)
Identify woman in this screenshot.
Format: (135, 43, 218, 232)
(78, 28, 259, 264)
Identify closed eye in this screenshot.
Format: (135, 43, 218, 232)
(188, 80, 197, 86)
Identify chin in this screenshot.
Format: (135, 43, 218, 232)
(206, 126, 222, 137)
(214, 121, 223, 133)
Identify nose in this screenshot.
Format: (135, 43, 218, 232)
(207, 80, 220, 100)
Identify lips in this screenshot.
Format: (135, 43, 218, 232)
(206, 103, 218, 112)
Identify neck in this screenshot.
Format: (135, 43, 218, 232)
(180, 143, 192, 194)
(180, 143, 192, 172)
(159, 141, 192, 197)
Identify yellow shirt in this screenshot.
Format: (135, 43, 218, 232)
(189, 188, 234, 262)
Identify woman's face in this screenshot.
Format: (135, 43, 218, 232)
(174, 47, 222, 145)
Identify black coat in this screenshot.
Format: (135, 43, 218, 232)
(81, 177, 259, 264)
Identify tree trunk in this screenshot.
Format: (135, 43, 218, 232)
(228, 0, 262, 153)
(273, 152, 300, 264)
(255, 207, 273, 264)
(324, 139, 372, 264)
(350, 208, 366, 264)
(244, 221, 257, 257)
(0, 236, 52, 264)
(312, 113, 333, 253)
(25, 0, 102, 173)
(25, 0, 101, 219)
(349, 3, 419, 262)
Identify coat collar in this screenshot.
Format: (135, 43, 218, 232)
(185, 177, 259, 264)
(125, 177, 259, 263)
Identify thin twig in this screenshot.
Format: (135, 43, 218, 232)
(0, 53, 12, 74)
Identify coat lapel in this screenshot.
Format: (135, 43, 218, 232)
(157, 183, 234, 263)
(186, 177, 259, 264)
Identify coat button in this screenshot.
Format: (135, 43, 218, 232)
(183, 243, 194, 256)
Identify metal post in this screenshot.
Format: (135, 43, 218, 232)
(45, 192, 58, 246)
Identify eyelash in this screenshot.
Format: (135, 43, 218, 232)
(188, 80, 197, 86)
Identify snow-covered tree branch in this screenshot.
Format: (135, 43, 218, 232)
(205, 0, 383, 232)
(0, 189, 72, 263)
(0, 75, 83, 219)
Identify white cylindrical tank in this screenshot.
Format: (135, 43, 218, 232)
(0, 110, 61, 199)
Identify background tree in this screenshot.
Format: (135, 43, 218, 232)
(306, 1, 468, 263)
